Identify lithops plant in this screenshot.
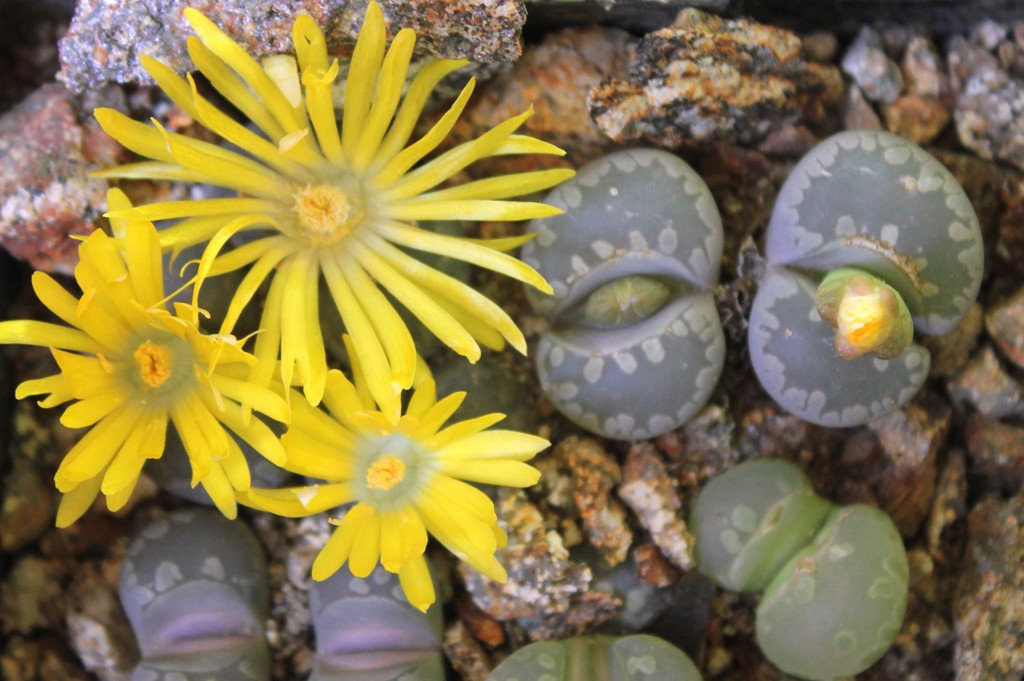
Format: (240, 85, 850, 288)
(486, 634, 702, 681)
(118, 508, 270, 681)
(690, 458, 909, 681)
(523, 148, 725, 440)
(749, 130, 983, 426)
(309, 564, 444, 681)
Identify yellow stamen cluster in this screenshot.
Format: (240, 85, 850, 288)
(836, 294, 886, 352)
(133, 340, 173, 388)
(366, 455, 406, 490)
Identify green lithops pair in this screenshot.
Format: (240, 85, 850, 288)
(749, 130, 983, 426)
(486, 634, 702, 681)
(691, 458, 909, 680)
(523, 149, 726, 441)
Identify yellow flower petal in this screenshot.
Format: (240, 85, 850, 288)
(56, 474, 103, 528)
(398, 556, 436, 613)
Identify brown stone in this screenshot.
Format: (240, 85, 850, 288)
(986, 285, 1024, 369)
(948, 345, 1024, 418)
(881, 94, 950, 144)
(0, 83, 118, 273)
(443, 620, 493, 681)
(920, 302, 984, 378)
(964, 413, 1024, 491)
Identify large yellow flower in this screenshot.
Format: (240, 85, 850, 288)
(92, 1, 572, 419)
(238, 342, 548, 612)
(0, 190, 288, 526)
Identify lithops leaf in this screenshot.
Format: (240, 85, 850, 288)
(485, 634, 702, 681)
(748, 267, 930, 427)
(765, 129, 983, 336)
(522, 148, 722, 317)
(525, 148, 725, 440)
(756, 505, 909, 681)
(690, 459, 833, 593)
(309, 564, 444, 681)
(119, 508, 270, 681)
(537, 292, 724, 441)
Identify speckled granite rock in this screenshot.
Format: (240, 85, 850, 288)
(948, 345, 1024, 419)
(59, 0, 526, 94)
(954, 494, 1024, 681)
(0, 83, 122, 273)
(589, 8, 843, 149)
(841, 26, 904, 104)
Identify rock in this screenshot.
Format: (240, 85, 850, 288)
(589, 8, 843, 148)
(458, 25, 632, 167)
(954, 494, 1024, 681)
(955, 65, 1024, 173)
(1, 556, 65, 634)
(964, 414, 1024, 492)
(948, 345, 1024, 419)
(0, 83, 122, 273)
(841, 26, 905, 104)
(59, 0, 526, 94)
(986, 285, 1024, 369)
(455, 593, 505, 648)
(842, 83, 883, 130)
(925, 449, 967, 555)
(554, 437, 633, 566)
(901, 36, 949, 101)
(66, 563, 136, 681)
(0, 456, 54, 552)
(920, 302, 984, 378)
(443, 620, 492, 681)
(0, 634, 93, 681)
(947, 34, 1000, 94)
(881, 94, 950, 143)
(971, 19, 1009, 52)
(618, 443, 695, 571)
(864, 392, 951, 537)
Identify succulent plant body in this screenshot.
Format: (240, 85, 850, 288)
(749, 130, 983, 426)
(523, 148, 725, 440)
(309, 564, 444, 681)
(119, 508, 270, 681)
(486, 634, 702, 681)
(690, 458, 909, 680)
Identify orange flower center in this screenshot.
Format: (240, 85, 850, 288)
(133, 340, 173, 388)
(293, 183, 361, 246)
(837, 294, 886, 351)
(366, 455, 406, 490)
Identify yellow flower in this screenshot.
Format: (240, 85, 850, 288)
(237, 340, 548, 612)
(0, 189, 289, 527)
(92, 1, 573, 418)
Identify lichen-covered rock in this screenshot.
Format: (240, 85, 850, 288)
(749, 130, 983, 426)
(588, 9, 842, 148)
(59, 0, 526, 94)
(954, 493, 1024, 681)
(118, 508, 270, 681)
(523, 148, 725, 440)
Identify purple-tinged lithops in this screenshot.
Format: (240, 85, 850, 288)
(309, 564, 444, 681)
(691, 458, 909, 681)
(486, 634, 702, 681)
(522, 148, 725, 440)
(750, 130, 983, 426)
(118, 508, 269, 681)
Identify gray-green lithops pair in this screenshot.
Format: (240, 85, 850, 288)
(523, 148, 725, 440)
(486, 634, 702, 681)
(750, 130, 983, 426)
(119, 508, 270, 681)
(691, 458, 909, 680)
(309, 564, 444, 681)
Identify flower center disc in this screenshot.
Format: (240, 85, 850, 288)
(293, 183, 362, 246)
(366, 455, 406, 490)
(837, 294, 885, 351)
(133, 340, 173, 388)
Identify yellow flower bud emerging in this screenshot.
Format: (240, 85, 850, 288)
(815, 268, 914, 361)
